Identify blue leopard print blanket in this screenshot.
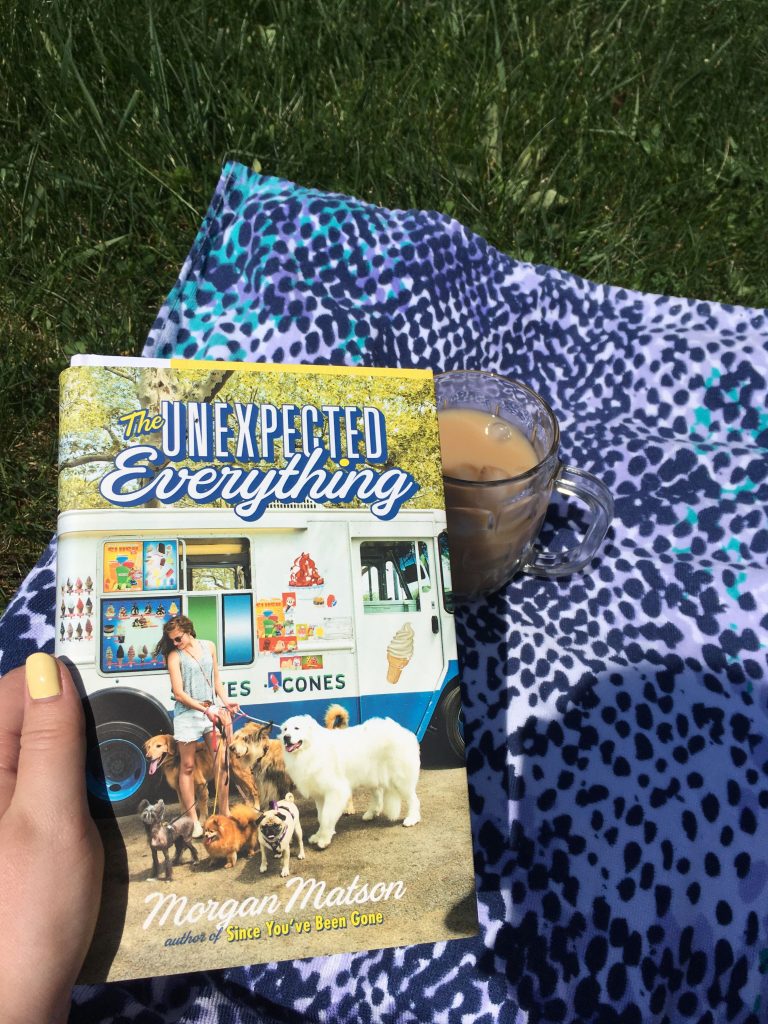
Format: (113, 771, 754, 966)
(2, 161, 766, 1024)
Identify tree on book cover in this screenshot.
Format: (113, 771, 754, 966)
(56, 357, 476, 983)
(59, 364, 444, 517)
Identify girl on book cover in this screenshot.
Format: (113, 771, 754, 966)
(154, 614, 240, 834)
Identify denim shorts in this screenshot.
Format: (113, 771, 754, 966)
(172, 706, 214, 744)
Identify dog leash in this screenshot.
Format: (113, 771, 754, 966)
(232, 710, 275, 729)
(162, 733, 227, 828)
(158, 820, 182, 840)
(155, 798, 199, 830)
(180, 643, 233, 817)
(208, 715, 230, 817)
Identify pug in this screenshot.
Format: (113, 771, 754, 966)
(258, 793, 305, 877)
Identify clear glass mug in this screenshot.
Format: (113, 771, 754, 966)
(435, 371, 613, 601)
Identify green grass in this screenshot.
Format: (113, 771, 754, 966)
(1, 0, 767, 613)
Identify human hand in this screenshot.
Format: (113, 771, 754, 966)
(0, 654, 104, 1024)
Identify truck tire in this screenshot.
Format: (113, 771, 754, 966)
(428, 683, 465, 766)
(85, 720, 160, 816)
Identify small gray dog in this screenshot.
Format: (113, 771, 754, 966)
(258, 793, 305, 877)
(150, 816, 199, 881)
(139, 799, 199, 881)
(138, 798, 165, 876)
(139, 797, 165, 833)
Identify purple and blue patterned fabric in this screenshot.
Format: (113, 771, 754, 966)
(2, 160, 767, 1024)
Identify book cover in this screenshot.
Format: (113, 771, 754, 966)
(55, 356, 478, 982)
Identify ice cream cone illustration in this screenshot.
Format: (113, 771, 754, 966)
(116, 644, 124, 667)
(60, 599, 66, 618)
(386, 654, 409, 683)
(169, 601, 178, 616)
(84, 576, 93, 592)
(85, 597, 93, 615)
(66, 623, 73, 640)
(59, 623, 65, 642)
(85, 619, 93, 639)
(75, 577, 83, 593)
(386, 623, 414, 683)
(76, 596, 84, 615)
(105, 648, 113, 668)
(127, 645, 136, 666)
(75, 622, 83, 640)
(139, 645, 148, 663)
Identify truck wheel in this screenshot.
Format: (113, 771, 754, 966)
(86, 720, 158, 816)
(433, 684, 465, 766)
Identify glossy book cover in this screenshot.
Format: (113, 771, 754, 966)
(55, 356, 478, 981)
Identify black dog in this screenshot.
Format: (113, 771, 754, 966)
(139, 799, 198, 881)
(139, 798, 168, 879)
(149, 816, 199, 881)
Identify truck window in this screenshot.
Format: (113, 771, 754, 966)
(183, 539, 251, 591)
(360, 541, 421, 614)
(183, 539, 253, 667)
(190, 567, 243, 590)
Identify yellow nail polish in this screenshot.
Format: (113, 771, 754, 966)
(26, 653, 62, 700)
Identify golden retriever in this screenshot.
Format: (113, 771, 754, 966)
(143, 733, 259, 820)
(144, 734, 213, 822)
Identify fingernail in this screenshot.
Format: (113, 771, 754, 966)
(26, 653, 62, 701)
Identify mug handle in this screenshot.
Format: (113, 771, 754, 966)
(522, 466, 614, 578)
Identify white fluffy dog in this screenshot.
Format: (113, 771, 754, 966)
(280, 714, 421, 849)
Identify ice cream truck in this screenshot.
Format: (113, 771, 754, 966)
(55, 504, 463, 814)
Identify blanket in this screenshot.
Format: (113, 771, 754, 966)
(2, 161, 766, 1024)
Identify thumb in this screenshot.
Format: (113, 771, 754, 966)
(14, 653, 89, 818)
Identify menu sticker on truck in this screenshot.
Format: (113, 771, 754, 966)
(103, 542, 143, 592)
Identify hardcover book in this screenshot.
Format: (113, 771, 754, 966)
(55, 356, 478, 982)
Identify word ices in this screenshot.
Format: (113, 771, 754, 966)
(105, 401, 418, 522)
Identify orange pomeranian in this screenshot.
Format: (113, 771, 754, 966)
(202, 804, 260, 868)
